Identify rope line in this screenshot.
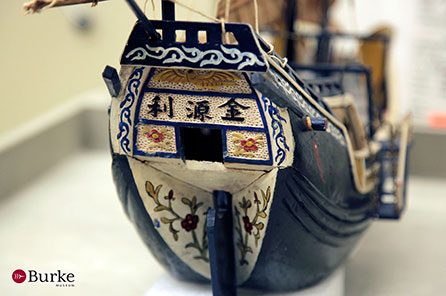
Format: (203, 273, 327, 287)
(253, 0, 259, 34)
(224, 0, 231, 21)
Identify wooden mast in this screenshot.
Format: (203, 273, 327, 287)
(24, 0, 106, 14)
(162, 0, 175, 20)
(285, 0, 297, 62)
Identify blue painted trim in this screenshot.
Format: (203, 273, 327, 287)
(132, 68, 275, 166)
(222, 129, 229, 159)
(220, 74, 273, 166)
(132, 68, 181, 159)
(118, 67, 144, 154)
(174, 125, 183, 159)
(247, 73, 274, 165)
(134, 149, 180, 158)
(121, 21, 268, 72)
(145, 86, 255, 99)
(132, 68, 153, 156)
(224, 156, 273, 166)
(261, 95, 290, 165)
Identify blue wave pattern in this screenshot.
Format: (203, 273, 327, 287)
(126, 44, 266, 71)
(117, 67, 144, 154)
(262, 96, 290, 165)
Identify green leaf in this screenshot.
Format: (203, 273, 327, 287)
(160, 217, 175, 224)
(193, 256, 209, 262)
(146, 181, 155, 197)
(154, 205, 169, 212)
(263, 186, 271, 204)
(245, 246, 253, 253)
(255, 222, 264, 230)
(169, 223, 179, 241)
(155, 185, 162, 199)
(185, 242, 199, 249)
(181, 197, 191, 206)
(146, 181, 163, 204)
(257, 211, 267, 218)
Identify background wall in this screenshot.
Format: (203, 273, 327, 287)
(1, 0, 444, 136)
(332, 0, 446, 128)
(0, 0, 217, 136)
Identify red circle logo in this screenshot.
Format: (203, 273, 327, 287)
(12, 269, 26, 284)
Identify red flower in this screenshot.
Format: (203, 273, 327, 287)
(164, 190, 175, 201)
(146, 129, 164, 143)
(241, 138, 258, 152)
(242, 216, 253, 234)
(181, 214, 199, 232)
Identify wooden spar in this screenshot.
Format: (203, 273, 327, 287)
(24, 0, 161, 41)
(285, 0, 297, 62)
(162, 0, 175, 21)
(24, 0, 107, 14)
(315, 0, 331, 63)
(124, 0, 161, 40)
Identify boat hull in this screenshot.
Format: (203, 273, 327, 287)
(111, 144, 372, 291)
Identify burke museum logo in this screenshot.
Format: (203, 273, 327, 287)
(12, 269, 75, 287)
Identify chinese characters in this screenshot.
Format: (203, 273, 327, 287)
(147, 96, 174, 118)
(218, 98, 250, 122)
(144, 93, 260, 126)
(186, 100, 212, 122)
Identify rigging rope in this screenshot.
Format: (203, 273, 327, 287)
(154, 0, 271, 62)
(223, 0, 231, 43)
(143, 0, 156, 14)
(163, 0, 260, 37)
(253, 0, 259, 34)
(224, 0, 231, 21)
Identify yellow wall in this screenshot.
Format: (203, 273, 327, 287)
(0, 0, 217, 135)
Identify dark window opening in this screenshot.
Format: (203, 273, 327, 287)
(181, 127, 223, 162)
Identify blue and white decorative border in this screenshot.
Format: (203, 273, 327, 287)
(117, 67, 145, 154)
(261, 96, 290, 166)
(126, 44, 266, 71)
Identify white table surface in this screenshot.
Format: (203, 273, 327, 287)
(0, 151, 445, 295)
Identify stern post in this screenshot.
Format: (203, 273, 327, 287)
(207, 191, 237, 296)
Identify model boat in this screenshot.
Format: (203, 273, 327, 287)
(25, 0, 412, 294)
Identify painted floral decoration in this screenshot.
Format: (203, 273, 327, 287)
(146, 129, 164, 143)
(165, 190, 175, 201)
(232, 133, 264, 157)
(145, 181, 209, 262)
(235, 187, 271, 265)
(181, 214, 199, 232)
(242, 216, 253, 234)
(241, 138, 258, 152)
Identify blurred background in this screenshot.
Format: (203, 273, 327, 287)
(0, 0, 445, 295)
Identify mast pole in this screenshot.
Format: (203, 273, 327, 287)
(124, 0, 160, 40)
(316, 0, 330, 64)
(285, 0, 297, 63)
(162, 0, 175, 20)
